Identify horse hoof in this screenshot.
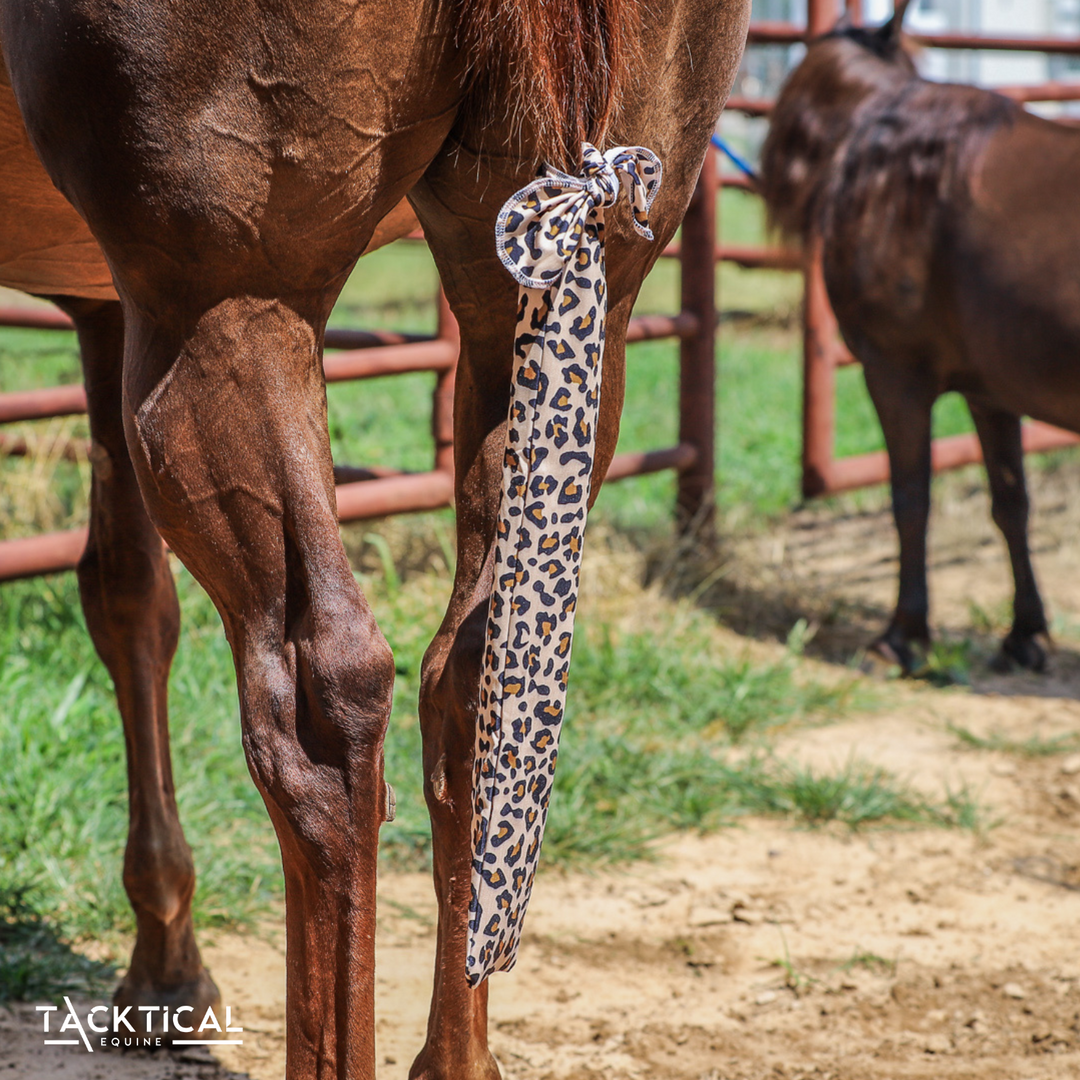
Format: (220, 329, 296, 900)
(109, 967, 222, 1045)
(867, 634, 925, 675)
(997, 631, 1051, 674)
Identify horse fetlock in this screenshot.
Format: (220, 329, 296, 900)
(113, 965, 222, 1041)
(996, 630, 1051, 674)
(869, 623, 930, 675)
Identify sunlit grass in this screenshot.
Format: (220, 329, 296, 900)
(0, 887, 116, 1004)
(948, 723, 1080, 758)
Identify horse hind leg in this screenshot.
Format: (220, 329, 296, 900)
(861, 359, 936, 673)
(406, 169, 515, 1080)
(120, 292, 395, 1079)
(405, 127, 672, 1079)
(966, 401, 1049, 672)
(53, 295, 219, 1028)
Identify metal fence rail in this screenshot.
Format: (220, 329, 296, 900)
(7, 1, 1077, 578)
(0, 162, 719, 581)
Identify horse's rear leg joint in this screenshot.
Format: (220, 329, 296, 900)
(241, 604, 396, 863)
(430, 754, 450, 804)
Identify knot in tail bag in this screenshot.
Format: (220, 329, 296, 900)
(467, 143, 662, 986)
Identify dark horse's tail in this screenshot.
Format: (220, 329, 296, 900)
(458, 0, 641, 168)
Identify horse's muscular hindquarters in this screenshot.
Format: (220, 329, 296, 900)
(3, 2, 459, 1075)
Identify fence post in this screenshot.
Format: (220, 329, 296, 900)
(677, 149, 718, 535)
(433, 288, 458, 479)
(807, 0, 840, 36)
(801, 240, 837, 498)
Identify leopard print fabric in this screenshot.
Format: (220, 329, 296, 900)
(467, 144, 662, 986)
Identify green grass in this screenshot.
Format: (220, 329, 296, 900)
(0, 887, 116, 1005)
(948, 723, 1080, 758)
(566, 619, 863, 744)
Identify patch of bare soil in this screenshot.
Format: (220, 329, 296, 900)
(7, 461, 1080, 1079)
(695, 455, 1080, 678)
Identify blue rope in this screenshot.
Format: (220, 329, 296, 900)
(711, 133, 759, 184)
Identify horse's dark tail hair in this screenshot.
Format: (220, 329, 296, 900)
(458, 0, 642, 169)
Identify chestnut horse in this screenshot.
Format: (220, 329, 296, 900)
(0, 56, 416, 1033)
(761, 7, 1080, 674)
(0, 0, 749, 1076)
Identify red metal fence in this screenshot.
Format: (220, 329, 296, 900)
(725, 0, 1080, 498)
(0, 160, 718, 581)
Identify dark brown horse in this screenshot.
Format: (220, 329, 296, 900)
(0, 1, 750, 1076)
(760, 7, 1080, 674)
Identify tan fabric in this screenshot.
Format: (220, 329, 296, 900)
(0, 64, 116, 300)
(468, 145, 662, 986)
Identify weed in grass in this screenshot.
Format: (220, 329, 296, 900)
(765, 930, 816, 994)
(360, 532, 402, 597)
(948, 723, 1080, 758)
(756, 760, 931, 829)
(968, 599, 1012, 637)
(939, 784, 1001, 834)
(920, 638, 977, 686)
(0, 417, 90, 539)
(0, 887, 115, 1004)
(838, 948, 898, 977)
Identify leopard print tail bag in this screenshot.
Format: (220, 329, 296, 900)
(467, 143, 662, 987)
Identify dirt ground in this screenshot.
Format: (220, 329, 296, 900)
(6, 462, 1080, 1080)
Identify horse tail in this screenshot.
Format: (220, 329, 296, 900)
(457, 0, 642, 169)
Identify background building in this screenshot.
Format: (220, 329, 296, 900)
(729, 0, 1080, 161)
